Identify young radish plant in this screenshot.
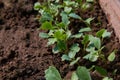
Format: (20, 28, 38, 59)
(34, 0, 94, 66)
(34, 0, 116, 63)
(34, 0, 94, 26)
(96, 29, 116, 62)
(76, 0, 94, 12)
(45, 66, 92, 80)
(34, 0, 117, 80)
(45, 65, 114, 80)
(94, 66, 113, 80)
(83, 29, 116, 62)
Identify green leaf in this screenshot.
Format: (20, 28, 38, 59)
(69, 13, 82, 20)
(108, 51, 116, 62)
(41, 21, 53, 30)
(83, 52, 98, 62)
(86, 0, 94, 3)
(96, 29, 111, 38)
(68, 51, 76, 59)
(61, 54, 71, 61)
(71, 33, 83, 38)
(45, 66, 62, 80)
(34, 2, 41, 10)
(102, 30, 111, 38)
(81, 3, 91, 11)
(95, 66, 107, 76)
(55, 0, 60, 3)
(84, 47, 99, 62)
(76, 0, 82, 3)
(70, 57, 80, 66)
(66, 30, 72, 39)
(90, 53, 99, 62)
(85, 18, 94, 25)
(64, 1, 76, 6)
(52, 45, 60, 54)
(86, 47, 95, 52)
(40, 12, 53, 23)
(39, 32, 49, 38)
(89, 36, 101, 49)
(102, 77, 113, 80)
(64, 7, 72, 13)
(57, 40, 67, 51)
(54, 29, 67, 40)
(71, 72, 79, 80)
(68, 43, 80, 59)
(47, 38, 57, 46)
(60, 12, 70, 26)
(57, 22, 66, 29)
(93, 37, 101, 49)
(113, 69, 117, 75)
(70, 43, 80, 53)
(49, 3, 59, 15)
(79, 27, 91, 33)
(96, 29, 105, 38)
(82, 35, 89, 45)
(76, 66, 92, 80)
(48, 30, 54, 36)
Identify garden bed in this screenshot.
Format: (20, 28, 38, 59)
(0, 0, 120, 80)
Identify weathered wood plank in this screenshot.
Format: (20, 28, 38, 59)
(99, 0, 120, 42)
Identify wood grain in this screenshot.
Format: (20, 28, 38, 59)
(99, 0, 120, 42)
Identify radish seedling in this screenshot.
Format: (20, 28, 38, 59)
(45, 66, 92, 80)
(76, 0, 94, 11)
(83, 35, 105, 62)
(95, 66, 113, 80)
(108, 50, 116, 62)
(61, 43, 80, 66)
(34, 1, 118, 79)
(96, 29, 111, 41)
(34, 0, 94, 66)
(45, 66, 62, 80)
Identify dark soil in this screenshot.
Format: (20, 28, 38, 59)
(0, 0, 120, 80)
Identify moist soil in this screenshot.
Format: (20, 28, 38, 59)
(0, 0, 120, 80)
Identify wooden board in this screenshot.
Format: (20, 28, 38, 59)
(99, 0, 120, 42)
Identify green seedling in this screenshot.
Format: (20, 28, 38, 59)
(35, 0, 94, 66)
(76, 66, 92, 80)
(45, 66, 62, 80)
(83, 29, 114, 62)
(94, 66, 113, 80)
(63, 0, 79, 8)
(84, 17, 94, 27)
(39, 21, 81, 66)
(83, 35, 105, 62)
(108, 50, 116, 62)
(39, 20, 71, 53)
(81, 3, 92, 11)
(76, 0, 94, 11)
(34, 0, 115, 70)
(34, 1, 61, 23)
(71, 72, 79, 80)
(102, 77, 113, 80)
(96, 29, 111, 41)
(61, 43, 80, 66)
(95, 66, 107, 77)
(34, 1, 94, 26)
(71, 27, 91, 39)
(45, 66, 92, 80)
(35, 1, 118, 80)
(34, 2, 41, 11)
(69, 13, 82, 20)
(86, 0, 94, 3)
(68, 13, 94, 27)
